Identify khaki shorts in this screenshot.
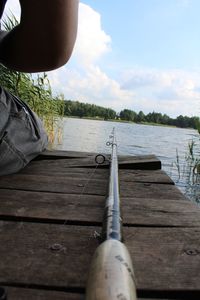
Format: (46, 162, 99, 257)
(0, 87, 48, 175)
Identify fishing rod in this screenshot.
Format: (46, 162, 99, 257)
(86, 128, 137, 300)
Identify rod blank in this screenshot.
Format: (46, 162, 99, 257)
(102, 129, 122, 242)
(86, 128, 137, 300)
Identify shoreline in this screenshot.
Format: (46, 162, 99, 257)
(63, 116, 197, 131)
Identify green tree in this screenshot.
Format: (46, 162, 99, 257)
(119, 109, 137, 121)
(136, 110, 146, 122)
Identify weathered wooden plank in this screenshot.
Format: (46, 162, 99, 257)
(1, 287, 174, 300)
(37, 149, 97, 159)
(0, 175, 180, 199)
(119, 169, 174, 184)
(0, 190, 200, 227)
(32, 154, 161, 170)
(0, 222, 99, 289)
(28, 157, 102, 168)
(120, 181, 186, 199)
(32, 156, 103, 168)
(0, 174, 108, 195)
(122, 197, 200, 227)
(119, 155, 161, 170)
(19, 162, 171, 185)
(19, 164, 109, 179)
(1, 287, 84, 300)
(0, 222, 200, 292)
(127, 227, 200, 291)
(38, 150, 161, 169)
(0, 189, 104, 224)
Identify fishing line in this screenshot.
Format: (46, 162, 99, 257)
(80, 153, 107, 194)
(61, 153, 108, 228)
(82, 136, 115, 197)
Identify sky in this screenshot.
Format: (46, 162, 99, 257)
(3, 0, 200, 117)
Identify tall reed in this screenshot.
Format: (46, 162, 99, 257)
(175, 140, 200, 203)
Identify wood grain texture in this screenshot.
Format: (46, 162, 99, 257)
(33, 154, 161, 170)
(19, 162, 171, 185)
(0, 222, 99, 288)
(0, 222, 200, 292)
(0, 189, 105, 224)
(37, 149, 98, 159)
(0, 174, 108, 195)
(0, 190, 200, 227)
(2, 287, 84, 300)
(19, 164, 109, 178)
(122, 197, 200, 227)
(0, 150, 199, 299)
(0, 174, 181, 198)
(126, 227, 200, 291)
(119, 169, 174, 184)
(1, 287, 175, 300)
(118, 155, 161, 170)
(120, 181, 186, 199)
(38, 150, 160, 164)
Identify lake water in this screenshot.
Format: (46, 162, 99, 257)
(55, 117, 200, 203)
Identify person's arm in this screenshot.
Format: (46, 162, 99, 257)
(0, 0, 79, 72)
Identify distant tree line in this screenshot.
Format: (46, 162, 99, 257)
(119, 109, 200, 130)
(64, 100, 116, 120)
(63, 100, 200, 131)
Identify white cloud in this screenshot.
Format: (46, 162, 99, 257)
(120, 67, 200, 116)
(121, 67, 200, 94)
(73, 3, 111, 66)
(48, 64, 135, 112)
(47, 3, 135, 113)
(121, 68, 173, 89)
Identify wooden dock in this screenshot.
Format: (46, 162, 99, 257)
(0, 150, 200, 299)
